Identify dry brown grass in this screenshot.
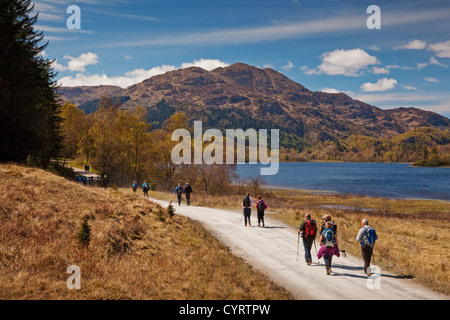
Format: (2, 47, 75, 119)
(0, 164, 293, 300)
(148, 188, 450, 295)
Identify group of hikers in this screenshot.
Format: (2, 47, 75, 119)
(242, 192, 378, 276)
(242, 192, 267, 227)
(298, 213, 378, 276)
(132, 180, 194, 206)
(131, 181, 377, 276)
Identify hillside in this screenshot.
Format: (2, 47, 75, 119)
(58, 63, 450, 147)
(0, 164, 293, 299)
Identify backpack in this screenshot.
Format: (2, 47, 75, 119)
(143, 183, 149, 191)
(304, 219, 317, 238)
(243, 195, 251, 208)
(323, 228, 336, 248)
(176, 187, 183, 195)
(362, 227, 377, 247)
(257, 200, 266, 212)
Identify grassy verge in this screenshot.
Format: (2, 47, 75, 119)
(143, 187, 450, 295)
(0, 164, 293, 300)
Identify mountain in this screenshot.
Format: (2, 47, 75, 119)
(58, 63, 450, 147)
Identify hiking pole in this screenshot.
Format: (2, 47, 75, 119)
(296, 233, 300, 261)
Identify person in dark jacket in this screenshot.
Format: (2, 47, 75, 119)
(184, 182, 193, 205)
(174, 183, 183, 206)
(298, 213, 317, 265)
(242, 193, 253, 226)
(255, 195, 267, 227)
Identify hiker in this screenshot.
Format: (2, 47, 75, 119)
(142, 180, 150, 198)
(174, 183, 184, 206)
(356, 219, 378, 276)
(256, 195, 267, 227)
(298, 213, 317, 265)
(242, 193, 253, 226)
(132, 181, 138, 193)
(317, 221, 340, 275)
(85, 164, 90, 172)
(184, 182, 193, 205)
(320, 215, 337, 236)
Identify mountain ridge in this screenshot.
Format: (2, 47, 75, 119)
(58, 63, 450, 145)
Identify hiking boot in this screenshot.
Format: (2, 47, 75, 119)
(326, 264, 332, 275)
(258, 223, 260, 227)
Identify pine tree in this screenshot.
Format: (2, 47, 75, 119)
(167, 201, 175, 219)
(0, 0, 62, 166)
(77, 219, 91, 248)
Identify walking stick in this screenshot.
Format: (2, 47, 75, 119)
(296, 233, 300, 261)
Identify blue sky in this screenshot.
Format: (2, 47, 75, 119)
(33, 0, 450, 118)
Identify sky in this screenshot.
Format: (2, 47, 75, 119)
(32, 0, 450, 118)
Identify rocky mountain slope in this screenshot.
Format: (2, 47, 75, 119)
(58, 63, 450, 145)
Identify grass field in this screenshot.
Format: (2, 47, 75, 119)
(0, 164, 293, 300)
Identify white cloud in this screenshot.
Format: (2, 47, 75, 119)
(180, 58, 229, 70)
(361, 78, 398, 92)
(424, 77, 440, 83)
(321, 88, 341, 94)
(53, 52, 99, 72)
(403, 86, 417, 90)
(317, 49, 378, 76)
(397, 39, 427, 50)
(281, 61, 294, 71)
(57, 58, 230, 88)
(429, 40, 450, 58)
(372, 66, 389, 74)
(430, 56, 448, 67)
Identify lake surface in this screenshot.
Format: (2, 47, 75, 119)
(236, 162, 450, 201)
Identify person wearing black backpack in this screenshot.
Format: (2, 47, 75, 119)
(184, 182, 193, 205)
(256, 195, 267, 227)
(356, 219, 378, 276)
(298, 213, 317, 265)
(142, 180, 150, 198)
(174, 183, 184, 206)
(242, 193, 253, 226)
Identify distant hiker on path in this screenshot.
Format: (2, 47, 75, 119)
(356, 219, 378, 276)
(242, 193, 253, 226)
(256, 195, 267, 227)
(132, 181, 138, 193)
(317, 221, 340, 275)
(142, 180, 150, 198)
(174, 183, 184, 206)
(298, 213, 317, 265)
(184, 182, 193, 205)
(85, 164, 90, 172)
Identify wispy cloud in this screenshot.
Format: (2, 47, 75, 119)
(101, 6, 450, 48)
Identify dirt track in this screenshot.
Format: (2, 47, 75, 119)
(149, 198, 448, 300)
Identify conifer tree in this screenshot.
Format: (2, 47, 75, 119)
(0, 0, 62, 166)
